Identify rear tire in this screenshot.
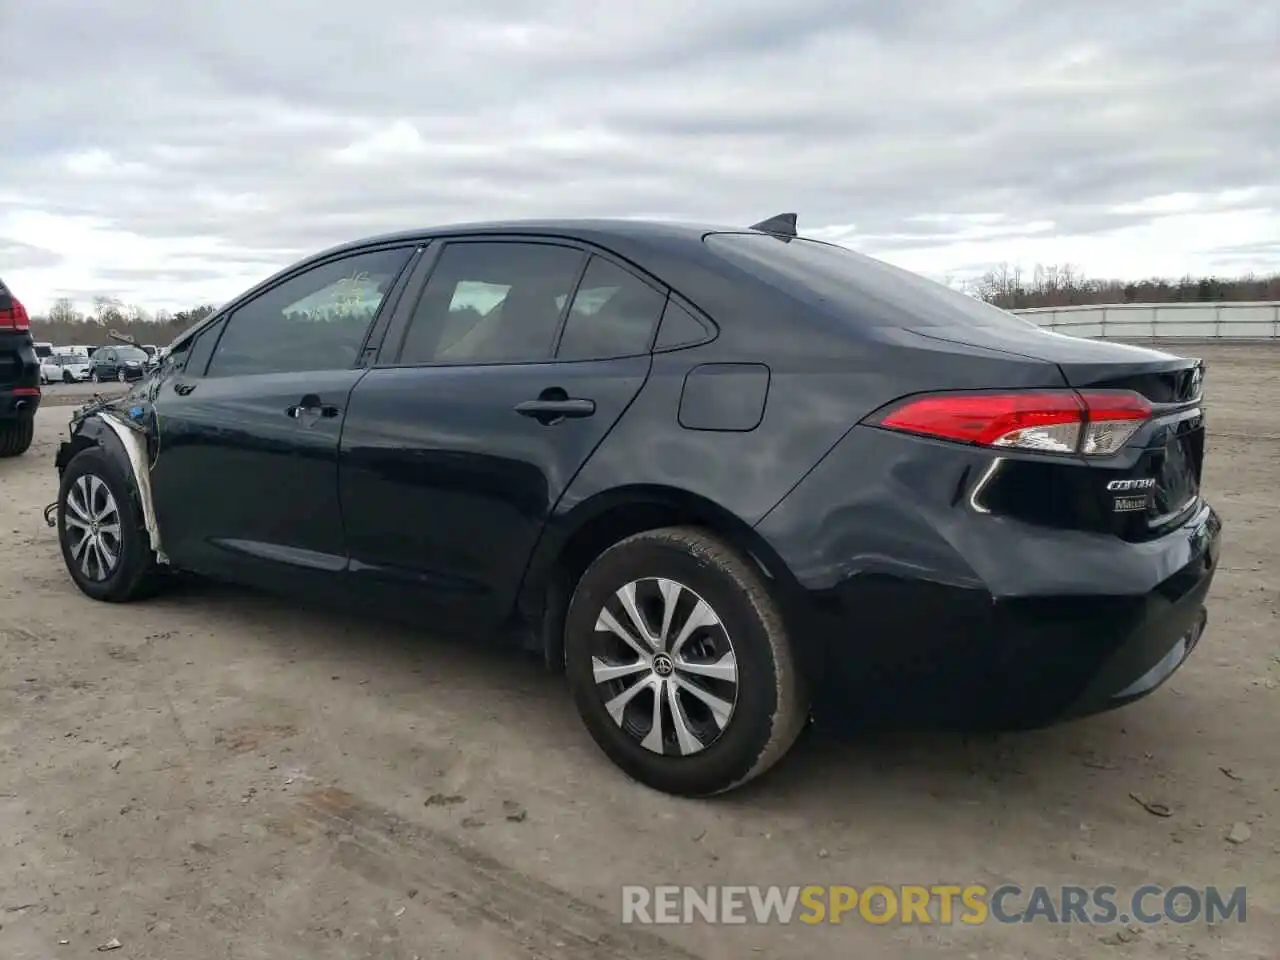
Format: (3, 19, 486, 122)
(564, 526, 808, 797)
(58, 447, 162, 602)
(0, 418, 34, 457)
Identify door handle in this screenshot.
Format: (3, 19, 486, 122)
(286, 394, 341, 420)
(173, 380, 196, 396)
(286, 405, 340, 419)
(515, 397, 596, 424)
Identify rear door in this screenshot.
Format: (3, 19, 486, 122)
(149, 244, 416, 591)
(338, 239, 665, 633)
(92, 347, 116, 380)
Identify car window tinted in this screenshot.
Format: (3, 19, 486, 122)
(654, 298, 712, 350)
(398, 242, 585, 365)
(554, 256, 666, 361)
(206, 247, 412, 377)
(174, 318, 225, 377)
(704, 232, 1040, 330)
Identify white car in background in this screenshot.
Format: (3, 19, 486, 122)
(40, 352, 92, 384)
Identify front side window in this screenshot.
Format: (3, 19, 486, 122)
(397, 241, 585, 365)
(554, 256, 667, 361)
(166, 317, 226, 378)
(206, 247, 413, 377)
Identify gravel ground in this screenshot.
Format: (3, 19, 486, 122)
(1, 343, 1276, 959)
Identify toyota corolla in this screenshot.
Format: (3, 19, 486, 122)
(50, 214, 1220, 796)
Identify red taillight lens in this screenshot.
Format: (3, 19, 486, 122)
(873, 389, 1151, 456)
(1075, 390, 1152, 455)
(0, 296, 30, 331)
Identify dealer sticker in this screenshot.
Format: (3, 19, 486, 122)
(1113, 496, 1149, 513)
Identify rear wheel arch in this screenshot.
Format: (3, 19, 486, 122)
(522, 485, 795, 672)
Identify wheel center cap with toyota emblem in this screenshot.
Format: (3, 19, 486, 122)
(652, 654, 674, 677)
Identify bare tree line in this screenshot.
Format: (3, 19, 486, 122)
(28, 296, 218, 346)
(24, 265, 1280, 345)
(964, 264, 1280, 310)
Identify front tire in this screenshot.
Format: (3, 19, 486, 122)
(564, 526, 808, 797)
(0, 418, 34, 457)
(58, 447, 161, 602)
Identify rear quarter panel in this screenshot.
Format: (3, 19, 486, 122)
(550, 231, 1072, 533)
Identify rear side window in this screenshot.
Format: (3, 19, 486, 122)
(555, 256, 667, 361)
(397, 241, 585, 365)
(703, 232, 1039, 330)
(654, 298, 713, 350)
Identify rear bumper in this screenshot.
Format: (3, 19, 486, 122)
(776, 502, 1219, 732)
(0, 387, 40, 419)
(753, 423, 1223, 733)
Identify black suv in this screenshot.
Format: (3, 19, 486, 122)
(89, 344, 150, 383)
(0, 277, 39, 457)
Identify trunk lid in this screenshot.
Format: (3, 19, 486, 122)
(913, 323, 1202, 399)
(914, 324, 1207, 541)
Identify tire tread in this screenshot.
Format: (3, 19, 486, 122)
(0, 418, 34, 458)
(59, 447, 163, 602)
(565, 525, 809, 796)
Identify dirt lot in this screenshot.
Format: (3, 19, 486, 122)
(2, 344, 1276, 959)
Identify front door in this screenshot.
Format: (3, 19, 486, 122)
(149, 245, 416, 593)
(339, 240, 669, 634)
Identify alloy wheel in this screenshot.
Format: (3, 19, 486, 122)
(63, 474, 122, 581)
(590, 578, 739, 756)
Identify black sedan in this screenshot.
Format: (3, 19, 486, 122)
(51, 214, 1219, 796)
(88, 344, 151, 383)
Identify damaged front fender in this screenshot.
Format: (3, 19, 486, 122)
(54, 402, 168, 565)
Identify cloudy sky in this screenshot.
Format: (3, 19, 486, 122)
(3, 0, 1278, 314)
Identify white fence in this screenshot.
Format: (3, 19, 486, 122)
(1011, 302, 1280, 340)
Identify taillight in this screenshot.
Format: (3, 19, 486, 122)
(0, 294, 30, 331)
(873, 389, 1151, 456)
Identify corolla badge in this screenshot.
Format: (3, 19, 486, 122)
(1106, 478, 1156, 492)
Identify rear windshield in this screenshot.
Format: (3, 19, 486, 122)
(703, 232, 1037, 330)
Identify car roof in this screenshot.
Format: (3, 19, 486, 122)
(309, 218, 737, 260)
